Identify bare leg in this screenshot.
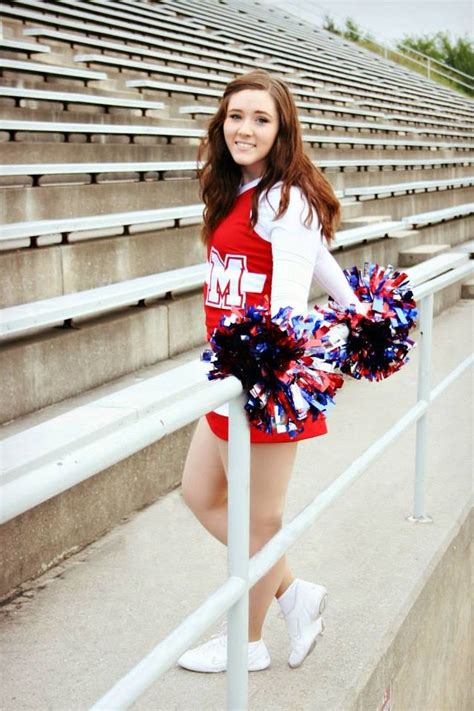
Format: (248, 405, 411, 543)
(235, 439, 297, 641)
(181, 417, 297, 640)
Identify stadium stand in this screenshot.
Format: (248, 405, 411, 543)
(0, 0, 472, 706)
(1, 0, 473, 580)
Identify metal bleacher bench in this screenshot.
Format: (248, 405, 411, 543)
(3, 202, 474, 339)
(0, 161, 201, 186)
(344, 176, 474, 199)
(1, 120, 473, 151)
(403, 203, 474, 227)
(0, 58, 107, 82)
(0, 38, 50, 54)
(0, 205, 205, 249)
(0, 86, 166, 113)
(0, 250, 472, 526)
(0, 120, 204, 143)
(1, 157, 473, 183)
(0, 262, 207, 339)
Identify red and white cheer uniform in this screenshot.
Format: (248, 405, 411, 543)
(203, 176, 363, 443)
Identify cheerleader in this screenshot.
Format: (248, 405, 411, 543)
(178, 69, 370, 673)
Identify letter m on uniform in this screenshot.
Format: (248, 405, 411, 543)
(206, 247, 246, 308)
(206, 247, 267, 309)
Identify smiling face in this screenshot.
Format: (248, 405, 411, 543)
(223, 89, 280, 184)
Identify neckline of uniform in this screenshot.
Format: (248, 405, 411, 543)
(238, 176, 262, 195)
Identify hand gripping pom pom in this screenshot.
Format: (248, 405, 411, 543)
(326, 262, 418, 381)
(201, 297, 345, 437)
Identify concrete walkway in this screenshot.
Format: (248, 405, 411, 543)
(1, 299, 472, 711)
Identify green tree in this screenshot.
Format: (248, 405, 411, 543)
(322, 14, 340, 35)
(397, 31, 474, 77)
(343, 17, 361, 42)
(323, 15, 374, 44)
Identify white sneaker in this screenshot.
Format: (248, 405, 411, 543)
(277, 578, 327, 668)
(177, 630, 271, 673)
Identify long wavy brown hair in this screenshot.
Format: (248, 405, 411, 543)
(197, 69, 341, 246)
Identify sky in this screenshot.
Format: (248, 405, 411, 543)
(256, 1, 473, 44)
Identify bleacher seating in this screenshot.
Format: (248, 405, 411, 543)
(0, 0, 473, 608)
(0, 85, 167, 114)
(0, 57, 107, 82)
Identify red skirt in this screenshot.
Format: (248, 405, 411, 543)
(205, 409, 328, 443)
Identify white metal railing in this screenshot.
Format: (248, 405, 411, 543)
(384, 43, 474, 92)
(89, 262, 473, 710)
(380, 42, 474, 93)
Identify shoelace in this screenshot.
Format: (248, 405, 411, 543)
(208, 619, 228, 641)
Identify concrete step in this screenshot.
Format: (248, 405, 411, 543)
(29, 52, 84, 69)
(461, 278, 474, 298)
(385, 227, 419, 241)
(0, 284, 206, 424)
(0, 75, 164, 101)
(0, 105, 198, 128)
(86, 78, 141, 93)
(339, 214, 393, 229)
(1, 178, 200, 224)
(0, 219, 204, 306)
(0, 298, 471, 709)
(0, 140, 199, 163)
(398, 243, 451, 267)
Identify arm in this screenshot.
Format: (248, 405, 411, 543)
(269, 190, 319, 316)
(266, 185, 365, 316)
(313, 245, 365, 311)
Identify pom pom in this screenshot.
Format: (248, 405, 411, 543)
(326, 262, 418, 381)
(201, 298, 344, 437)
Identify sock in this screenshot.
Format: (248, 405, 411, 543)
(276, 578, 298, 615)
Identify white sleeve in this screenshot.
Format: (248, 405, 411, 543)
(262, 185, 363, 316)
(313, 245, 364, 311)
(266, 186, 318, 316)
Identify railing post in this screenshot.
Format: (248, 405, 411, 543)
(409, 293, 434, 523)
(227, 394, 251, 711)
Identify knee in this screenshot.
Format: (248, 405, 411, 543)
(181, 481, 225, 517)
(250, 513, 283, 544)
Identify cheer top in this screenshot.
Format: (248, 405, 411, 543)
(203, 176, 363, 443)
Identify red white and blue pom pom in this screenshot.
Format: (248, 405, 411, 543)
(201, 262, 417, 436)
(326, 262, 418, 381)
(201, 298, 344, 437)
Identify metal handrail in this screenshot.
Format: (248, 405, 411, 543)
(318, 17, 473, 93)
(359, 39, 474, 92)
(89, 261, 473, 710)
(390, 43, 473, 81)
(387, 50, 474, 92)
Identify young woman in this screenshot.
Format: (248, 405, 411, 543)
(178, 69, 368, 673)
